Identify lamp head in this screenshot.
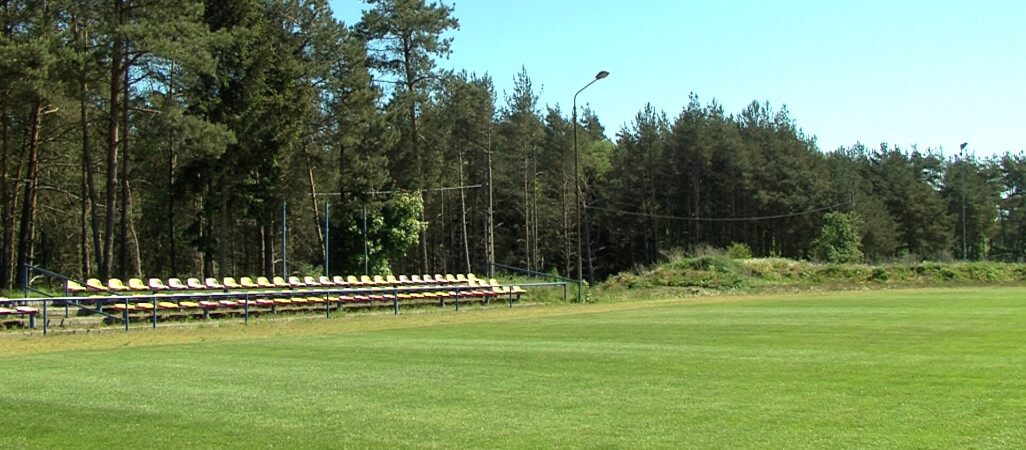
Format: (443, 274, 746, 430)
(595, 70, 610, 80)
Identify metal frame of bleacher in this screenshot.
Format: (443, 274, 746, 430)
(14, 264, 560, 336)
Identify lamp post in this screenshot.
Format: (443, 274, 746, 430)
(573, 70, 609, 301)
(960, 142, 968, 261)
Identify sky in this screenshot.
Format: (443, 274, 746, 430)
(329, 0, 1025, 158)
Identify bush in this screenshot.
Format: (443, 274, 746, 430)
(726, 242, 753, 259)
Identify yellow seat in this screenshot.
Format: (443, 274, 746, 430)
(187, 278, 206, 290)
(127, 278, 148, 291)
(136, 302, 155, 311)
(66, 280, 87, 293)
(398, 275, 413, 285)
(256, 277, 274, 288)
(304, 276, 321, 287)
(111, 302, 135, 311)
(273, 297, 292, 305)
(445, 274, 459, 284)
(360, 275, 374, 286)
(467, 273, 480, 282)
(373, 275, 387, 286)
(433, 274, 447, 284)
(205, 278, 225, 289)
(108, 278, 130, 291)
(333, 275, 348, 286)
(86, 278, 106, 290)
(273, 276, 290, 288)
(167, 278, 188, 290)
(222, 277, 242, 289)
(157, 301, 178, 309)
(291, 296, 309, 304)
(410, 275, 425, 284)
(239, 277, 258, 288)
(148, 278, 169, 290)
(386, 274, 400, 286)
(456, 274, 469, 283)
(347, 275, 362, 286)
(179, 301, 200, 309)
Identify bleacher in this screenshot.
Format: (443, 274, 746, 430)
(58, 272, 526, 320)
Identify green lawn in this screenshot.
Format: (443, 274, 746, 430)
(2, 287, 1024, 448)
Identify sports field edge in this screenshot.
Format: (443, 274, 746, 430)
(0, 286, 1017, 357)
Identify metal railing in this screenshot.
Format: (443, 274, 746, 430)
(490, 262, 583, 302)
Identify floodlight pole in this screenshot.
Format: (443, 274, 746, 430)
(960, 142, 968, 261)
(572, 70, 609, 302)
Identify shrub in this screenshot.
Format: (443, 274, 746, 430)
(726, 242, 753, 259)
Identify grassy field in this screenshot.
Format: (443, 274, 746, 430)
(2, 287, 1024, 448)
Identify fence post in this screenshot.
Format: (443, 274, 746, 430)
(43, 300, 47, 335)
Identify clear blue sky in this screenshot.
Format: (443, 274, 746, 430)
(329, 0, 1024, 158)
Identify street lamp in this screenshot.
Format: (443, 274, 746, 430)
(960, 142, 968, 261)
(573, 70, 609, 301)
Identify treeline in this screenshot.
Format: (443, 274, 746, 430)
(1, 0, 1024, 289)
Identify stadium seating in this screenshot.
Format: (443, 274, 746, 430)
(187, 278, 206, 290)
(206, 278, 225, 289)
(168, 278, 188, 290)
(128, 278, 149, 291)
(149, 278, 169, 290)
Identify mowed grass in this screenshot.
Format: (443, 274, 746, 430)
(2, 287, 1024, 448)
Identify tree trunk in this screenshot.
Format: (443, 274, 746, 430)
(0, 75, 10, 288)
(486, 129, 495, 276)
(302, 146, 324, 260)
(457, 143, 471, 274)
(15, 100, 42, 288)
(102, 0, 126, 281)
(119, 56, 141, 278)
(523, 143, 530, 271)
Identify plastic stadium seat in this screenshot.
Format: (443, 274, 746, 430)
(222, 277, 243, 289)
(16, 306, 39, 315)
(360, 275, 375, 286)
(433, 274, 447, 284)
(66, 280, 87, 293)
(456, 274, 469, 283)
(398, 275, 413, 285)
(157, 301, 179, 310)
(198, 300, 219, 309)
(290, 296, 309, 305)
(272, 297, 292, 305)
(187, 278, 206, 290)
(86, 278, 106, 290)
(467, 273, 480, 282)
(136, 302, 155, 311)
(306, 296, 325, 304)
(333, 275, 348, 286)
(239, 277, 258, 289)
(0, 307, 12, 315)
(344, 275, 360, 286)
(167, 278, 188, 290)
(219, 299, 239, 307)
(256, 277, 275, 288)
(372, 275, 387, 286)
(178, 300, 200, 309)
(128, 278, 149, 291)
(410, 275, 425, 285)
(303, 276, 321, 287)
(112, 302, 136, 311)
(386, 274, 401, 286)
(273, 276, 290, 288)
(148, 278, 169, 290)
(288, 276, 306, 287)
(318, 276, 334, 286)
(107, 278, 130, 291)
(445, 274, 459, 284)
(254, 298, 274, 306)
(205, 278, 225, 289)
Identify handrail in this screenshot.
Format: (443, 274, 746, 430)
(489, 262, 583, 302)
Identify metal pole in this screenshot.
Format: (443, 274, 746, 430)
(363, 206, 369, 275)
(571, 70, 608, 302)
(282, 201, 288, 276)
(324, 202, 330, 276)
(960, 142, 968, 260)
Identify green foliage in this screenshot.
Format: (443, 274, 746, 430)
(811, 212, 864, 263)
(726, 242, 753, 259)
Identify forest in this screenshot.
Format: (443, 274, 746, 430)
(2, 0, 1025, 289)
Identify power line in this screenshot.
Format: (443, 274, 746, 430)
(314, 184, 484, 197)
(586, 201, 853, 223)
